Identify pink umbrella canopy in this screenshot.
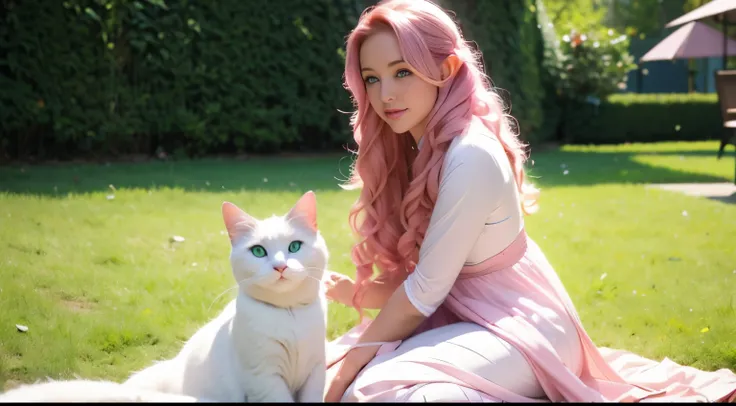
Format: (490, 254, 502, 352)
(666, 0, 736, 27)
(640, 21, 736, 62)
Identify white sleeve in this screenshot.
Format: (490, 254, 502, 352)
(403, 141, 506, 317)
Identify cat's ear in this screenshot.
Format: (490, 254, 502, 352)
(222, 202, 256, 241)
(286, 191, 318, 232)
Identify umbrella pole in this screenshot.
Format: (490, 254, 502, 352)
(724, 16, 729, 70)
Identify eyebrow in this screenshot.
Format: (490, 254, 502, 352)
(361, 59, 405, 72)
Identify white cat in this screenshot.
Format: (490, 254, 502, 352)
(124, 191, 329, 402)
(0, 191, 329, 403)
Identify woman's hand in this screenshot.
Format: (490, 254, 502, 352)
(323, 270, 355, 306)
(324, 345, 378, 402)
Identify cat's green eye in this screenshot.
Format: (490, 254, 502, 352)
(288, 240, 303, 253)
(250, 245, 267, 258)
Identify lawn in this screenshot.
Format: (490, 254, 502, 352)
(0, 141, 734, 391)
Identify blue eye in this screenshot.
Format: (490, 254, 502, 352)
(288, 241, 303, 253)
(364, 76, 378, 84)
(250, 245, 267, 258)
(397, 69, 412, 78)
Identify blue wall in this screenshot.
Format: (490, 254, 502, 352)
(694, 57, 720, 93)
(628, 35, 689, 93)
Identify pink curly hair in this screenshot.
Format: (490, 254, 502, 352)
(341, 0, 539, 312)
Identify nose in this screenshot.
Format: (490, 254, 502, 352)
(381, 81, 396, 104)
(273, 265, 287, 273)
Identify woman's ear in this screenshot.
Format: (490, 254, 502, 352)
(440, 54, 462, 81)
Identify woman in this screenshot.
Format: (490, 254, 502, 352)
(323, 0, 736, 402)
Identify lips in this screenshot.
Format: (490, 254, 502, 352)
(384, 108, 407, 120)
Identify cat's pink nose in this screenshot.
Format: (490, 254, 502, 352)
(273, 265, 287, 273)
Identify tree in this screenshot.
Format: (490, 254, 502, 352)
(605, 0, 668, 36)
(543, 0, 608, 35)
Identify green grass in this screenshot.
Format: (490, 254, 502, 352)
(0, 141, 734, 390)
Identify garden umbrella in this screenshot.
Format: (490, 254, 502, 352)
(665, 0, 736, 68)
(640, 21, 736, 62)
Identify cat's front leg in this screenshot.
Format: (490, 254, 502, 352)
(246, 375, 295, 403)
(297, 362, 326, 403)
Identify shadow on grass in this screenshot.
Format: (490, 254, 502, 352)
(0, 147, 732, 197)
(0, 155, 356, 197)
(708, 192, 736, 205)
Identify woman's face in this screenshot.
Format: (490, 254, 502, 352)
(359, 29, 438, 141)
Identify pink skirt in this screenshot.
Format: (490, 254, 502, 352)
(326, 230, 736, 402)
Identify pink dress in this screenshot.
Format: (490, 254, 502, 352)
(326, 128, 736, 402)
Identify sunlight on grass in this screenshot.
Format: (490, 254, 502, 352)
(632, 154, 734, 181)
(0, 141, 734, 390)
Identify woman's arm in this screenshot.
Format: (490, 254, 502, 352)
(357, 275, 408, 310)
(324, 271, 406, 310)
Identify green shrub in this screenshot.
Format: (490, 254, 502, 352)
(561, 93, 721, 144)
(554, 27, 636, 103)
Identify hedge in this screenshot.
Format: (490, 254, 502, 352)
(559, 93, 721, 144)
(0, 0, 360, 160)
(0, 0, 552, 161)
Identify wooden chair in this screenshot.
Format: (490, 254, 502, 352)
(715, 70, 736, 184)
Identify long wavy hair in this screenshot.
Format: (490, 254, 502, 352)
(341, 0, 539, 313)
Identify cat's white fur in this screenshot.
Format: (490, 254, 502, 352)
(0, 192, 329, 403)
(0, 380, 204, 402)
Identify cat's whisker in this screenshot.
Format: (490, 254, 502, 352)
(207, 275, 254, 312)
(290, 267, 348, 285)
(297, 266, 342, 274)
(207, 284, 240, 312)
(301, 275, 326, 283)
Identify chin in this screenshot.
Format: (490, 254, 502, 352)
(385, 121, 411, 134)
(274, 275, 312, 291)
(269, 279, 299, 292)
